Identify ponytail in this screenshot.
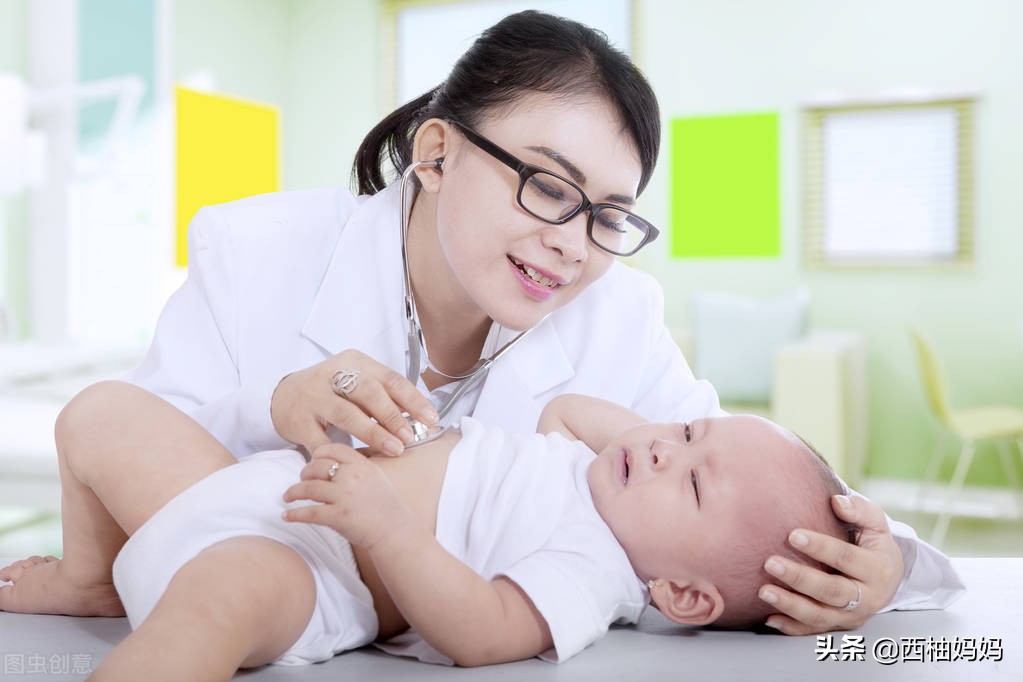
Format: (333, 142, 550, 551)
(352, 87, 439, 196)
(351, 11, 660, 197)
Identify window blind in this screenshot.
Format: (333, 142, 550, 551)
(803, 97, 975, 267)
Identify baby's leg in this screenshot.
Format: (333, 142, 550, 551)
(91, 536, 316, 681)
(0, 381, 237, 615)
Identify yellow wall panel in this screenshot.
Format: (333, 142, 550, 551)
(175, 87, 279, 266)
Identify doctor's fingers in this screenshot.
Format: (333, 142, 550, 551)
(782, 503, 903, 590)
(758, 585, 869, 636)
(762, 554, 868, 613)
(321, 397, 407, 457)
(337, 375, 418, 443)
(348, 364, 439, 429)
(382, 366, 438, 427)
(328, 351, 437, 426)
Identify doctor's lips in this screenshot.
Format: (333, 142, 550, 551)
(508, 256, 566, 289)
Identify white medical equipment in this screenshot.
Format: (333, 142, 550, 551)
(0, 72, 145, 192)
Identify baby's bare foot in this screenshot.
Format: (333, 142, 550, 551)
(0, 556, 124, 617)
(0, 554, 59, 581)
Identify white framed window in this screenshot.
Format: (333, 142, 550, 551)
(802, 95, 976, 267)
(383, 0, 634, 109)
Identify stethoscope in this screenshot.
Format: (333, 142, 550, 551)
(398, 159, 548, 447)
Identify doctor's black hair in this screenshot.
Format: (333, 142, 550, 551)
(352, 10, 660, 196)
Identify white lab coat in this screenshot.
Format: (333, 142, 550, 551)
(126, 182, 963, 612)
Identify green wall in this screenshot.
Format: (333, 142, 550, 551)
(171, 0, 379, 190)
(634, 0, 1023, 484)
(172, 0, 291, 120)
(285, 0, 379, 191)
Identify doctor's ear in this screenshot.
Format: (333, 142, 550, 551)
(412, 119, 451, 193)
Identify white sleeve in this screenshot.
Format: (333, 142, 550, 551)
(500, 528, 645, 663)
(847, 490, 966, 611)
(627, 271, 723, 423)
(123, 206, 291, 458)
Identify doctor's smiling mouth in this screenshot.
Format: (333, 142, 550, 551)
(507, 255, 570, 302)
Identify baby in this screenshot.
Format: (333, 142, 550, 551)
(0, 382, 849, 679)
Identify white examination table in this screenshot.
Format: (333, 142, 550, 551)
(0, 558, 1018, 681)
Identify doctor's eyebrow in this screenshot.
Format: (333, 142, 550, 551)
(525, 145, 636, 206)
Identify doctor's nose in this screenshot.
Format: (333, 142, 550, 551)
(540, 214, 588, 262)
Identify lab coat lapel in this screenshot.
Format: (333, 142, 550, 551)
(472, 319, 575, 434)
(301, 185, 407, 370)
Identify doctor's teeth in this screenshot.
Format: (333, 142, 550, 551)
(522, 264, 557, 288)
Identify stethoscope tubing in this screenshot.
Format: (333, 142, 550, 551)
(397, 160, 548, 421)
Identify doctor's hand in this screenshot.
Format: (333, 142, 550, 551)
(757, 494, 903, 635)
(271, 350, 438, 457)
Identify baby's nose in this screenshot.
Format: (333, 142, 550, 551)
(650, 438, 680, 469)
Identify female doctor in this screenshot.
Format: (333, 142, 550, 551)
(126, 11, 961, 635)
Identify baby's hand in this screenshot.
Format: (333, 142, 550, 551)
(282, 443, 413, 548)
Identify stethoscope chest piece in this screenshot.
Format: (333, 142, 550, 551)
(402, 412, 448, 449)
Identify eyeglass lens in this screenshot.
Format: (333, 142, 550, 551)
(520, 172, 649, 255)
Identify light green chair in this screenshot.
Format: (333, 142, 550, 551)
(910, 330, 1023, 547)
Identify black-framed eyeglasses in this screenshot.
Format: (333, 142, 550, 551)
(449, 120, 659, 257)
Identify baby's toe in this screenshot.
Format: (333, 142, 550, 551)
(0, 556, 52, 582)
(0, 564, 25, 583)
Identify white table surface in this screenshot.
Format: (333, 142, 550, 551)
(0, 558, 1019, 681)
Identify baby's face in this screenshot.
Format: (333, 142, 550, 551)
(586, 415, 808, 584)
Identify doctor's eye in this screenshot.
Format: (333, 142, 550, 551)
(594, 212, 627, 234)
(524, 173, 569, 203)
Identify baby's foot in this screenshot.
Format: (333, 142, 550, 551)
(0, 556, 124, 617)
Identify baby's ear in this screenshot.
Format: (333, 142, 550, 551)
(651, 578, 724, 626)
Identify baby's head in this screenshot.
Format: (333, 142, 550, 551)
(587, 415, 851, 629)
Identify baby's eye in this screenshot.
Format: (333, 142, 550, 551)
(683, 423, 692, 443)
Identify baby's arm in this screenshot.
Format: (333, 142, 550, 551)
(538, 394, 647, 452)
(282, 445, 552, 666)
(368, 516, 552, 666)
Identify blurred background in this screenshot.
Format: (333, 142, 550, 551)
(1, 0, 1021, 558)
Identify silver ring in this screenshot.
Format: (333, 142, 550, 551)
(327, 461, 340, 481)
(330, 369, 360, 397)
(841, 581, 862, 612)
